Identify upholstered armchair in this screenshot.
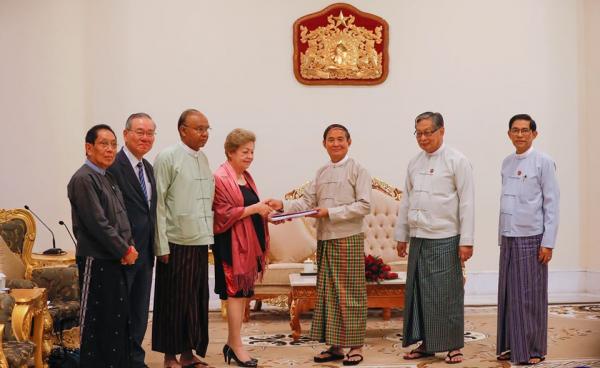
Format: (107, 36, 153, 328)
(242, 178, 405, 318)
(0, 291, 42, 368)
(31, 266, 79, 333)
(0, 209, 36, 280)
(0, 209, 76, 280)
(1, 209, 80, 350)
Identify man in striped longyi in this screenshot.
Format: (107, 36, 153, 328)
(496, 114, 559, 365)
(152, 109, 214, 368)
(395, 112, 475, 364)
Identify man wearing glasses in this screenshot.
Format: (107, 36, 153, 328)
(107, 113, 157, 368)
(496, 114, 559, 365)
(394, 112, 474, 364)
(152, 109, 214, 368)
(68, 124, 138, 367)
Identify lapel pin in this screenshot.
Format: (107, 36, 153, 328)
(430, 169, 434, 174)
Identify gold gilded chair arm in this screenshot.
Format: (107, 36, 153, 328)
(10, 288, 47, 368)
(0, 324, 8, 368)
(11, 294, 36, 342)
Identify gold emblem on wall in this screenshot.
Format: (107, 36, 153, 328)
(293, 3, 389, 85)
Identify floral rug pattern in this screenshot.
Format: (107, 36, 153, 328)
(144, 304, 600, 367)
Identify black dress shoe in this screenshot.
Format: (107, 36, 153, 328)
(224, 345, 257, 367)
(223, 345, 257, 364)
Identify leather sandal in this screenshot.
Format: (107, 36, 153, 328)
(314, 349, 345, 363)
(343, 353, 364, 366)
(497, 350, 511, 361)
(403, 346, 434, 360)
(445, 351, 463, 364)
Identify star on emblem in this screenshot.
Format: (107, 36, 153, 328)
(333, 10, 349, 27)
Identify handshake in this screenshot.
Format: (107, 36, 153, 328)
(251, 199, 286, 223)
(256, 199, 329, 222)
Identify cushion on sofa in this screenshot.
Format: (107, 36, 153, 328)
(268, 221, 316, 263)
(260, 263, 305, 285)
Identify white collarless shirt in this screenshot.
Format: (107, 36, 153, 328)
(395, 144, 475, 246)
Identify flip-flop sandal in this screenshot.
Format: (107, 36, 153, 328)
(445, 351, 463, 364)
(314, 349, 345, 363)
(403, 348, 434, 360)
(524, 356, 546, 365)
(497, 350, 511, 361)
(343, 353, 364, 366)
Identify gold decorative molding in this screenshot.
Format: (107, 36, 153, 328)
(372, 177, 403, 201)
(284, 182, 310, 201)
(42, 310, 53, 359)
(261, 294, 289, 309)
(284, 177, 402, 201)
(59, 327, 80, 350)
(293, 3, 389, 85)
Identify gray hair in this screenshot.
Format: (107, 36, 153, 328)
(125, 112, 154, 130)
(415, 112, 444, 129)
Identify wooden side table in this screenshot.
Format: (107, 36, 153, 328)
(288, 273, 406, 341)
(10, 288, 51, 368)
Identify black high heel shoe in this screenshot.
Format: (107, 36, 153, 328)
(222, 344, 230, 360)
(223, 345, 258, 367)
(223, 345, 257, 364)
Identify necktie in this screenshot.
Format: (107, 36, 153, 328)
(136, 162, 149, 204)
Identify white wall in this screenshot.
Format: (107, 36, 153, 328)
(580, 0, 600, 276)
(0, 1, 590, 282)
(0, 0, 87, 250)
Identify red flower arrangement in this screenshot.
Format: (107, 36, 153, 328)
(364, 254, 398, 282)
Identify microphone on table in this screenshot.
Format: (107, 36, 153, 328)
(23, 205, 65, 255)
(58, 220, 76, 247)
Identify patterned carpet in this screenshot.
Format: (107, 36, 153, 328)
(144, 304, 600, 367)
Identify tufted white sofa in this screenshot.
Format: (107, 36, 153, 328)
(245, 178, 406, 317)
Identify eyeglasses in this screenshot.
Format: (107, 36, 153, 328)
(128, 129, 156, 137)
(414, 127, 440, 138)
(509, 128, 532, 135)
(96, 140, 118, 150)
(183, 124, 211, 134)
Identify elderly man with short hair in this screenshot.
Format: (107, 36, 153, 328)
(395, 112, 474, 364)
(496, 114, 559, 365)
(68, 124, 138, 367)
(152, 109, 214, 368)
(107, 112, 158, 368)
